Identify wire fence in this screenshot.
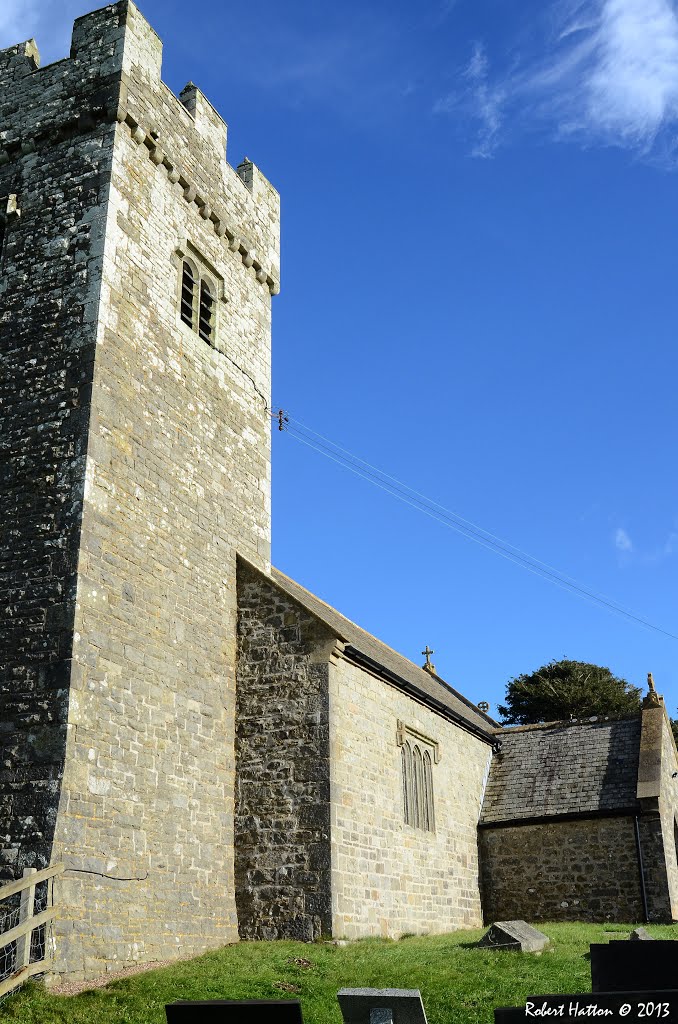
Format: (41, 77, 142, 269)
(0, 865, 62, 1002)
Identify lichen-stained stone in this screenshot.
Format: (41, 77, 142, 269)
(0, 0, 278, 980)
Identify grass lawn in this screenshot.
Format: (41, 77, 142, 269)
(1, 923, 676, 1024)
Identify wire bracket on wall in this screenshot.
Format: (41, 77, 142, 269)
(274, 408, 289, 432)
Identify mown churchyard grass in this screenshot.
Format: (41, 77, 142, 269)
(1, 923, 676, 1024)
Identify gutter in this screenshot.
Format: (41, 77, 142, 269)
(479, 806, 642, 829)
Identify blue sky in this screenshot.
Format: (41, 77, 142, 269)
(5, 0, 678, 720)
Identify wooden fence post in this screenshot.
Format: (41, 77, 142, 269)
(14, 867, 36, 970)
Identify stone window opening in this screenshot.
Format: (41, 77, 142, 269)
(180, 260, 195, 327)
(198, 279, 214, 342)
(0, 196, 20, 269)
(399, 731, 436, 832)
(177, 251, 219, 345)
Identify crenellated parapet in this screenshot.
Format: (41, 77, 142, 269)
(114, 109, 280, 294)
(0, 0, 280, 294)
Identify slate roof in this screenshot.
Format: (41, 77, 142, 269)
(270, 567, 496, 740)
(480, 715, 642, 824)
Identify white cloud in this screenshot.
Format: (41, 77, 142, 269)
(433, 42, 506, 157)
(615, 527, 633, 552)
(586, 0, 678, 145)
(435, 0, 678, 161)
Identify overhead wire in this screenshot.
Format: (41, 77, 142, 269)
(277, 412, 678, 643)
(287, 413, 592, 589)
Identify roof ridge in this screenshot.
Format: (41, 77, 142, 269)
(494, 713, 642, 734)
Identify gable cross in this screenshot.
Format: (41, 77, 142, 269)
(421, 645, 436, 675)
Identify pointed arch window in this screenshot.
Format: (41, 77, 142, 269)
(398, 723, 437, 832)
(402, 744, 412, 826)
(422, 750, 435, 832)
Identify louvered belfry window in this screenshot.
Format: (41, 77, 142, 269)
(180, 261, 195, 327)
(198, 280, 214, 342)
(179, 256, 218, 345)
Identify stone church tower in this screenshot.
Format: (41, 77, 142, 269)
(0, 0, 279, 976)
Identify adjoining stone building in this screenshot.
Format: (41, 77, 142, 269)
(480, 695, 678, 924)
(0, 0, 676, 984)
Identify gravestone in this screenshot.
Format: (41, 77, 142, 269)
(497, 993, 678, 1024)
(165, 999, 304, 1023)
(478, 921, 549, 952)
(337, 988, 428, 1024)
(590, 941, 677, 992)
(630, 928, 655, 941)
(494, 1008, 530, 1024)
(495, 938, 678, 1024)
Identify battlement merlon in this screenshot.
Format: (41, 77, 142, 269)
(0, 39, 40, 78)
(0, 0, 280, 291)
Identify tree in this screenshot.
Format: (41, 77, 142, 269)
(497, 659, 643, 725)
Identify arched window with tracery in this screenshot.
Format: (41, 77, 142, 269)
(398, 724, 436, 833)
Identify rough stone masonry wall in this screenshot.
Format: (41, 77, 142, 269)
(329, 658, 492, 938)
(235, 560, 334, 941)
(479, 816, 644, 923)
(0, 9, 124, 880)
(46, 2, 279, 980)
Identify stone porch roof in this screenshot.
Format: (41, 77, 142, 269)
(270, 566, 497, 741)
